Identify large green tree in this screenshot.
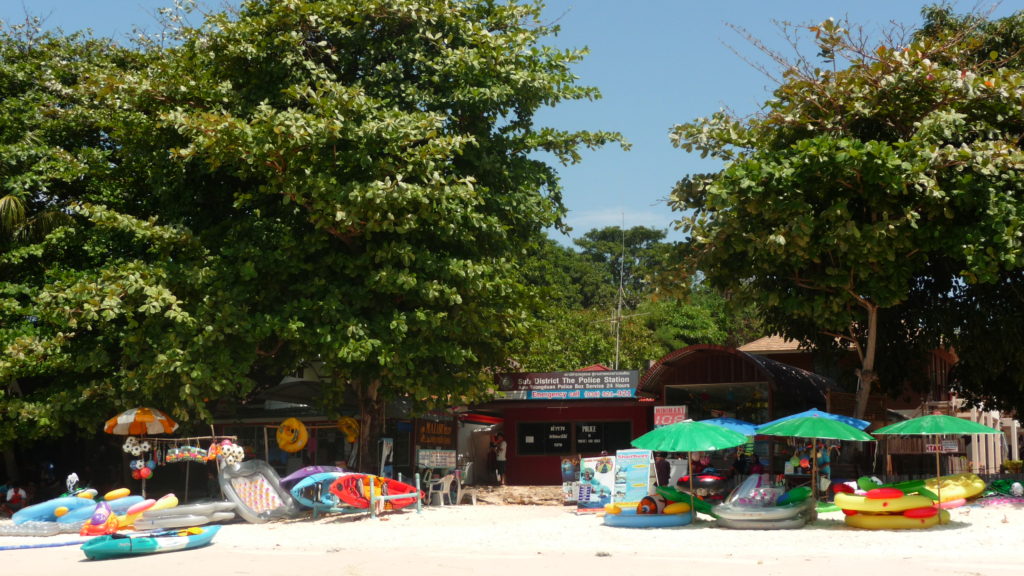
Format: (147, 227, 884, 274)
(671, 6, 1024, 419)
(0, 22, 176, 450)
(573, 226, 676, 309)
(509, 230, 744, 373)
(0, 0, 622, 471)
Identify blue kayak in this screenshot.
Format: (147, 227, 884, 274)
(81, 525, 221, 560)
(289, 472, 352, 510)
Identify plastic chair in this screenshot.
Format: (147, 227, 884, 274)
(455, 465, 477, 505)
(427, 474, 456, 506)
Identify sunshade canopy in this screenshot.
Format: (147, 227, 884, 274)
(873, 414, 1002, 436)
(104, 407, 179, 436)
(698, 417, 758, 436)
(758, 408, 869, 431)
(632, 420, 749, 453)
(756, 416, 875, 442)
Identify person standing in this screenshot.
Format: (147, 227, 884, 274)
(494, 433, 508, 486)
(3, 482, 27, 515)
(654, 452, 671, 487)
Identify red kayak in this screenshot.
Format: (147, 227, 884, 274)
(328, 474, 421, 511)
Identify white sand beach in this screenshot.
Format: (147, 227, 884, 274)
(3, 495, 1024, 576)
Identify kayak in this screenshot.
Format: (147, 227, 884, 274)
(328, 474, 421, 511)
(82, 525, 221, 560)
(279, 465, 346, 490)
(290, 472, 355, 510)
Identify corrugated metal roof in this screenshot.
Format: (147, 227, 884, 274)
(638, 344, 837, 406)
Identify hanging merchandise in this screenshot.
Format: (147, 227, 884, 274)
(338, 416, 360, 444)
(276, 418, 309, 453)
(217, 440, 245, 465)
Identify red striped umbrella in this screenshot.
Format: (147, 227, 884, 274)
(104, 407, 179, 435)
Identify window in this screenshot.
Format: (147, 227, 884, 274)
(574, 421, 632, 454)
(516, 421, 633, 455)
(517, 422, 571, 455)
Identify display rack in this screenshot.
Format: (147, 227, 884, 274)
(127, 433, 238, 500)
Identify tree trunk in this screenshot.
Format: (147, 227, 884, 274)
(354, 379, 381, 475)
(853, 303, 880, 421)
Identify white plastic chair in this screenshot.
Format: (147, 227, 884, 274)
(427, 474, 456, 506)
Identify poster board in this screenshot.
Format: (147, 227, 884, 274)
(560, 456, 581, 504)
(576, 455, 615, 513)
(613, 449, 654, 507)
(417, 448, 457, 470)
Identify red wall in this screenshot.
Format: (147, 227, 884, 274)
(498, 402, 650, 485)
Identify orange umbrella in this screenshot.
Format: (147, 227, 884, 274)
(104, 407, 179, 436)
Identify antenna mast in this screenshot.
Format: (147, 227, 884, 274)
(614, 221, 625, 370)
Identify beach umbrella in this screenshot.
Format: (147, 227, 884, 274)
(758, 408, 870, 431)
(756, 415, 876, 501)
(873, 413, 1002, 503)
(631, 420, 748, 503)
(104, 407, 179, 436)
(104, 407, 178, 498)
(698, 417, 758, 436)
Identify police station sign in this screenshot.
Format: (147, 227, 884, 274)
(495, 370, 639, 400)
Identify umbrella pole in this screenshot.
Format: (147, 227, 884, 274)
(687, 451, 698, 521)
(688, 451, 695, 504)
(811, 441, 818, 502)
(935, 435, 942, 506)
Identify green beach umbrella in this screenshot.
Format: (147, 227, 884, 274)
(756, 415, 876, 502)
(756, 416, 876, 443)
(631, 420, 748, 504)
(873, 413, 1002, 503)
(873, 414, 1003, 437)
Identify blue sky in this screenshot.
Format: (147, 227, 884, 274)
(1, 1, 1014, 246)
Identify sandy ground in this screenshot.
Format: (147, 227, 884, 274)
(3, 491, 1023, 576)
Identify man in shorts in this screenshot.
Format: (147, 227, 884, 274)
(494, 433, 508, 486)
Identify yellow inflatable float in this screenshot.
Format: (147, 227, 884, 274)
(923, 473, 986, 502)
(276, 417, 309, 453)
(844, 508, 950, 530)
(835, 490, 933, 513)
(838, 488, 951, 530)
(337, 416, 360, 443)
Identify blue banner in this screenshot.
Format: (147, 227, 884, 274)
(613, 449, 653, 507)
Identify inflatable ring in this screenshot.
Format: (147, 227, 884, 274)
(835, 492, 933, 513)
(276, 417, 309, 453)
(337, 416, 360, 443)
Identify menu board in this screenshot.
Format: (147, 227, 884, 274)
(417, 448, 457, 469)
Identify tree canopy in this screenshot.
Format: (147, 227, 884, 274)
(508, 230, 752, 373)
(671, 5, 1024, 418)
(0, 0, 623, 466)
